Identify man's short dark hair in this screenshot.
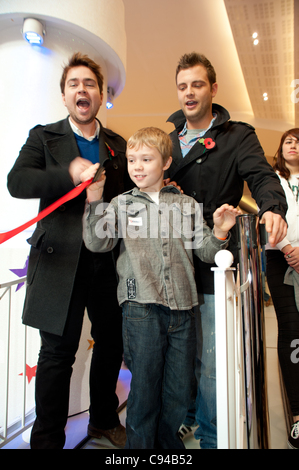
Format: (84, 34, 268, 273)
(60, 52, 104, 94)
(176, 52, 216, 88)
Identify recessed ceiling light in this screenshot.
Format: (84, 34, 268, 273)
(253, 39, 259, 46)
(252, 32, 258, 39)
(106, 87, 115, 109)
(22, 18, 44, 45)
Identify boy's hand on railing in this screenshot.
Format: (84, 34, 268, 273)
(213, 204, 242, 240)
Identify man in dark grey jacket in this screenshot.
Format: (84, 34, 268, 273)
(165, 52, 288, 448)
(7, 53, 131, 449)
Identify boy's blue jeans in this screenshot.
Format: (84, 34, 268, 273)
(122, 302, 196, 449)
(193, 295, 217, 449)
(183, 296, 217, 449)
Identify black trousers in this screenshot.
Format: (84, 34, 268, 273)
(266, 250, 299, 416)
(30, 245, 123, 449)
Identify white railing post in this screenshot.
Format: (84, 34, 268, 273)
(213, 266, 229, 448)
(0, 276, 35, 447)
(213, 250, 236, 449)
(22, 324, 28, 428)
(3, 286, 11, 441)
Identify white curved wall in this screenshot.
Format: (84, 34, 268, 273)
(0, 24, 109, 235)
(0, 0, 126, 236)
(0, 0, 126, 96)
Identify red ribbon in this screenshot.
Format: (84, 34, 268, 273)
(0, 179, 92, 245)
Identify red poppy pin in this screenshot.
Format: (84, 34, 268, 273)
(105, 142, 115, 159)
(198, 137, 216, 150)
(204, 138, 216, 149)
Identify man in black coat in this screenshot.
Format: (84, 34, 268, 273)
(165, 52, 288, 448)
(7, 53, 131, 449)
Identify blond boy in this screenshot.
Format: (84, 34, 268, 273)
(81, 127, 239, 449)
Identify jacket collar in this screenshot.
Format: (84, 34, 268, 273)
(43, 118, 76, 167)
(44, 117, 73, 136)
(167, 103, 230, 133)
(42, 117, 120, 167)
(165, 104, 230, 177)
(123, 185, 181, 201)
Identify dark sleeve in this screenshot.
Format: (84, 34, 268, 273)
(236, 125, 287, 219)
(7, 126, 74, 200)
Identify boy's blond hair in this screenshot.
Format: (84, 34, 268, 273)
(127, 127, 172, 164)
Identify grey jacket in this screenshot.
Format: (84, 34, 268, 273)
(83, 186, 229, 310)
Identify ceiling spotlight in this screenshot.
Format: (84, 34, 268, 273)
(252, 33, 259, 45)
(263, 93, 268, 101)
(22, 18, 45, 45)
(106, 87, 115, 109)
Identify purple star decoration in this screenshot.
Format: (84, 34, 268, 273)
(9, 256, 29, 292)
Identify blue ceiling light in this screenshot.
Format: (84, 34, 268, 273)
(106, 87, 115, 109)
(22, 18, 45, 45)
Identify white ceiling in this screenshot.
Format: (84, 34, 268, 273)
(225, 0, 294, 124)
(107, 0, 297, 160)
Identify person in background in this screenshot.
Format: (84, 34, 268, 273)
(265, 128, 299, 449)
(81, 126, 241, 448)
(7, 52, 131, 449)
(165, 52, 288, 448)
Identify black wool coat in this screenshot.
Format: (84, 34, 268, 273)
(165, 104, 288, 294)
(7, 117, 131, 335)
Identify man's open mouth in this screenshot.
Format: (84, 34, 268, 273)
(77, 98, 90, 109)
(186, 100, 197, 107)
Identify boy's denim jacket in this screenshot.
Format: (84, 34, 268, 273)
(83, 186, 229, 310)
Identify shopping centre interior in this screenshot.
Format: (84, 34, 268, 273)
(0, 0, 298, 450)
